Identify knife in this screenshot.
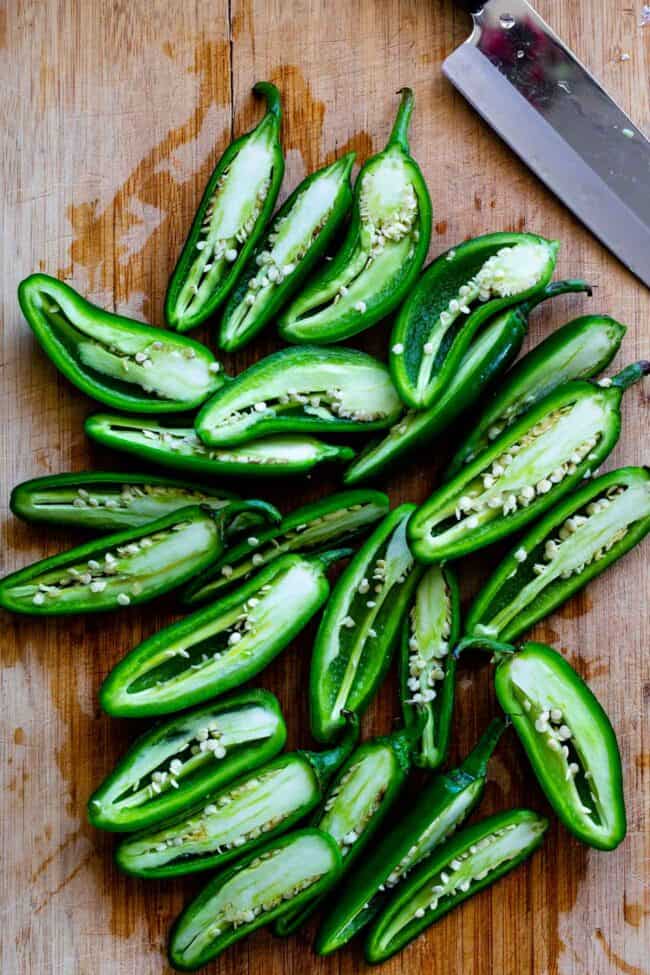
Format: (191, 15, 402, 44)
(443, 0, 650, 287)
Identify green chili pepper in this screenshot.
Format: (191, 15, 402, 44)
(279, 88, 432, 344)
(8, 471, 251, 533)
(446, 314, 626, 479)
(168, 829, 343, 970)
(315, 718, 506, 954)
(466, 466, 650, 643)
(399, 565, 461, 768)
(310, 505, 422, 742)
(488, 640, 626, 850)
(84, 412, 354, 478)
(87, 688, 286, 832)
(389, 231, 559, 408)
(274, 722, 420, 935)
(0, 501, 277, 615)
(343, 280, 591, 485)
(115, 715, 359, 878)
(195, 346, 402, 447)
(165, 82, 284, 332)
(408, 361, 650, 563)
(219, 153, 355, 350)
(101, 550, 349, 717)
(365, 809, 548, 962)
(182, 489, 389, 607)
(18, 274, 223, 412)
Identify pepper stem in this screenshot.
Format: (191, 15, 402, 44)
(312, 547, 355, 570)
(303, 711, 360, 789)
(460, 717, 509, 779)
(610, 360, 650, 391)
(253, 80, 282, 121)
(453, 636, 516, 659)
(388, 88, 414, 152)
(209, 499, 281, 541)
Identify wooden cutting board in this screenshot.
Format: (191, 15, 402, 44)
(1, 2, 648, 972)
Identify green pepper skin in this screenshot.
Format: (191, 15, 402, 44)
(195, 346, 403, 447)
(315, 719, 506, 954)
(446, 314, 626, 479)
(9, 471, 242, 533)
(165, 83, 284, 333)
(168, 829, 343, 970)
(408, 362, 650, 563)
(390, 232, 559, 408)
(466, 467, 650, 643)
(115, 717, 359, 878)
(0, 501, 278, 616)
(100, 551, 347, 717)
(87, 689, 287, 832)
(18, 274, 223, 412)
(84, 412, 354, 478)
(279, 88, 432, 345)
(343, 280, 591, 485)
(400, 565, 461, 769)
(310, 505, 422, 742)
(492, 641, 626, 850)
(182, 489, 389, 606)
(219, 153, 355, 351)
(365, 809, 548, 962)
(274, 723, 418, 936)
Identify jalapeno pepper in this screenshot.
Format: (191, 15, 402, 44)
(87, 688, 286, 832)
(100, 550, 349, 717)
(168, 829, 343, 970)
(195, 346, 402, 447)
(315, 718, 506, 954)
(466, 467, 650, 642)
(18, 274, 223, 412)
(0, 501, 277, 615)
(446, 314, 626, 479)
(274, 722, 420, 936)
(399, 565, 461, 768)
(165, 82, 284, 333)
(219, 152, 355, 350)
(84, 412, 355, 478)
(482, 640, 626, 851)
(310, 505, 422, 742)
(343, 280, 590, 485)
(365, 809, 548, 962)
(115, 715, 358, 878)
(389, 231, 559, 408)
(279, 88, 432, 345)
(408, 361, 650, 563)
(182, 489, 389, 606)
(9, 471, 248, 533)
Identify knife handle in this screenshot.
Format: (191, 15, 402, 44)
(453, 0, 485, 11)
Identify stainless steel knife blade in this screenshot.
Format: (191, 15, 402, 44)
(443, 0, 650, 286)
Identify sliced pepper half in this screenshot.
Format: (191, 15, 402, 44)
(168, 829, 342, 970)
(0, 501, 278, 615)
(19, 274, 223, 412)
(408, 362, 649, 562)
(315, 719, 507, 954)
(389, 231, 559, 408)
(182, 488, 389, 606)
(84, 412, 354, 478)
(219, 152, 355, 350)
(195, 346, 402, 446)
(446, 313, 626, 478)
(310, 505, 422, 742)
(100, 551, 347, 717)
(279, 88, 432, 344)
(87, 688, 286, 832)
(365, 809, 548, 962)
(466, 466, 650, 642)
(115, 716, 358, 878)
(165, 82, 284, 332)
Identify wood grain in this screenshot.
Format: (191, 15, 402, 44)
(0, 1, 648, 972)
